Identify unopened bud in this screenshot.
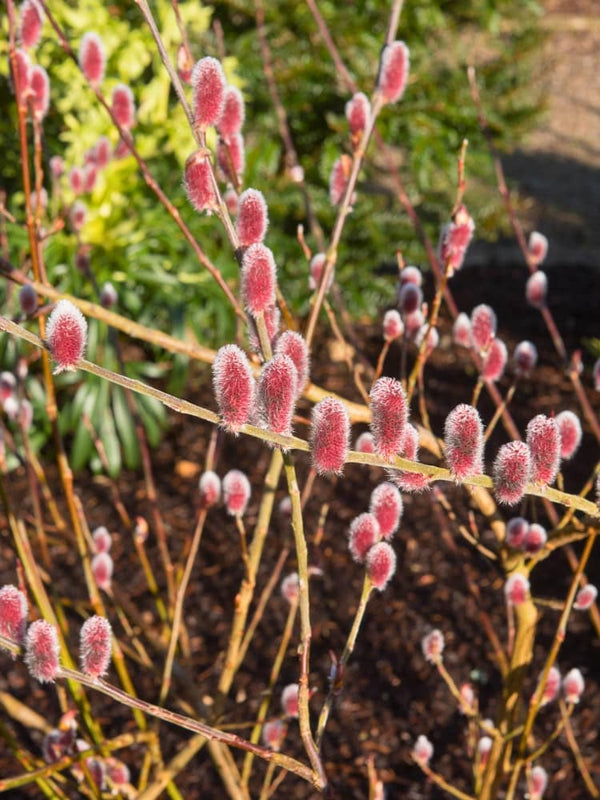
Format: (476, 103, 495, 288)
(45, 299, 87, 373)
(383, 309, 403, 341)
(378, 41, 410, 104)
(470, 304, 496, 352)
(19, 284, 38, 315)
(310, 396, 350, 475)
(348, 513, 381, 563)
(177, 44, 192, 83)
(524, 523, 547, 554)
(212, 344, 255, 433)
(369, 482, 403, 539)
(24, 619, 60, 682)
(184, 150, 218, 214)
(80, 615, 112, 678)
(422, 629, 444, 664)
(95, 136, 111, 169)
(400, 265, 422, 287)
(453, 312, 472, 348)
(555, 410, 581, 460)
(281, 572, 299, 604)
(514, 340, 538, 377)
(529, 765, 548, 800)
(199, 470, 221, 508)
(369, 377, 408, 461)
(69, 166, 84, 195)
(281, 683, 299, 718)
(258, 355, 297, 439)
(106, 758, 130, 787)
(505, 517, 529, 550)
(355, 431, 375, 453)
(111, 84, 135, 130)
(83, 164, 97, 193)
(366, 541, 396, 590)
(192, 57, 226, 130)
(262, 719, 287, 751)
(0, 585, 28, 643)
(526, 271, 547, 309)
(100, 281, 118, 309)
(526, 414, 560, 486)
(309, 253, 334, 292)
(329, 154, 352, 206)
(217, 132, 245, 181)
(236, 188, 268, 247)
(69, 200, 87, 231)
(222, 469, 251, 516)
(241, 243, 277, 316)
(92, 526, 112, 553)
(574, 584, 598, 611)
(563, 668, 584, 703)
(493, 441, 531, 505)
(504, 573, 530, 605)
(398, 282, 422, 316)
(539, 666, 561, 705)
(91, 552, 113, 591)
(528, 231, 548, 267)
(444, 404, 484, 481)
(49, 155, 64, 179)
(412, 735, 433, 766)
(216, 85, 245, 142)
(79, 32, 105, 87)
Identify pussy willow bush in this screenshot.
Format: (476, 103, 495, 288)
(2, 1, 599, 799)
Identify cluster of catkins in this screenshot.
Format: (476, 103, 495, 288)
(347, 482, 402, 590)
(198, 468, 252, 517)
(0, 584, 112, 683)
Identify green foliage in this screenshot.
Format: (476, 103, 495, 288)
(0, 0, 544, 472)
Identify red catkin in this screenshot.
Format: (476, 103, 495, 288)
(184, 151, 218, 214)
(529, 766, 548, 800)
(192, 57, 226, 130)
(79, 32, 105, 87)
(526, 414, 561, 485)
(216, 85, 245, 142)
(258, 355, 297, 439)
(506, 517, 529, 550)
(470, 304, 497, 352)
(366, 542, 396, 590)
(400, 265, 422, 287)
(493, 441, 531, 505)
(555, 410, 582, 460)
(69, 166, 84, 195)
(30, 65, 50, 120)
(563, 668, 584, 703)
(482, 338, 508, 383)
(80, 616, 112, 678)
(274, 330, 310, 395)
(309, 253, 334, 292)
(524, 523, 547, 554)
(369, 482, 403, 539)
(111, 84, 135, 129)
(540, 666, 561, 705)
(369, 377, 408, 461)
(20, 0, 43, 49)
(241, 243, 277, 316)
(444, 404, 484, 481)
(0, 585, 28, 643)
(212, 344, 255, 433)
(281, 683, 299, 718)
(91, 552, 113, 591)
(329, 154, 352, 206)
(24, 620, 60, 682)
(236, 188, 269, 247)
(92, 526, 112, 554)
(439, 205, 475, 274)
(378, 41, 410, 104)
(348, 513, 381, 563)
(345, 92, 371, 141)
(355, 431, 375, 453)
(95, 136, 111, 169)
(310, 396, 350, 475)
(263, 719, 287, 751)
(398, 282, 422, 315)
(222, 470, 251, 516)
(217, 132, 245, 181)
(45, 300, 87, 373)
(281, 572, 299, 604)
(69, 200, 87, 231)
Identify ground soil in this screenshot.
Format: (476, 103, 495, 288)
(1, 2, 600, 799)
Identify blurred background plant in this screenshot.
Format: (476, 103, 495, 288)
(0, 0, 544, 472)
